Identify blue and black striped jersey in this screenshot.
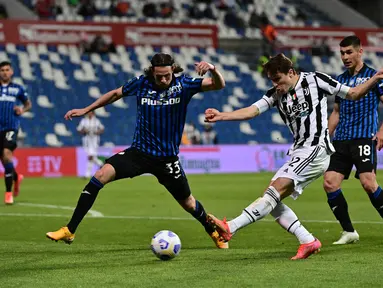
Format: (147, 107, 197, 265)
(0, 82, 28, 132)
(334, 64, 383, 140)
(122, 74, 203, 157)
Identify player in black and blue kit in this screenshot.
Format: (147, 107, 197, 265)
(324, 36, 383, 244)
(0, 61, 31, 205)
(46, 53, 228, 248)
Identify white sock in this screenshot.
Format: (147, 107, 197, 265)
(229, 186, 280, 233)
(85, 161, 93, 178)
(271, 202, 315, 244)
(93, 157, 103, 167)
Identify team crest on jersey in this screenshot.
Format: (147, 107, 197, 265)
(355, 77, 370, 86)
(8, 87, 19, 95)
(159, 82, 182, 98)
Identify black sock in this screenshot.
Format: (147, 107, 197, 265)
(327, 189, 354, 232)
(4, 162, 14, 192)
(67, 177, 104, 233)
(189, 200, 215, 234)
(368, 186, 383, 218)
(13, 169, 18, 181)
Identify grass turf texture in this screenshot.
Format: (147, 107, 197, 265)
(1, 173, 382, 288)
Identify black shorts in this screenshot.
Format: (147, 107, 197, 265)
(105, 147, 191, 200)
(327, 139, 377, 179)
(0, 130, 18, 156)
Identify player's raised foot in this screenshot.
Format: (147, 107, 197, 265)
(291, 239, 321, 260)
(4, 192, 13, 205)
(46, 227, 75, 244)
(13, 174, 24, 197)
(333, 231, 359, 245)
(207, 214, 232, 242)
(209, 230, 229, 249)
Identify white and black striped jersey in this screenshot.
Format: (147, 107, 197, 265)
(254, 72, 350, 154)
(77, 116, 104, 147)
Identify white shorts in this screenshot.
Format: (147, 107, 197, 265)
(84, 143, 99, 157)
(271, 145, 330, 200)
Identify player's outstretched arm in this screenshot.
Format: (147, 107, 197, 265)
(64, 87, 123, 120)
(195, 61, 225, 91)
(328, 103, 340, 136)
(346, 69, 383, 100)
(204, 105, 259, 122)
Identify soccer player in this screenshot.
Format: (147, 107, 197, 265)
(204, 53, 383, 259)
(323, 35, 383, 244)
(0, 61, 31, 204)
(77, 111, 104, 178)
(46, 53, 228, 248)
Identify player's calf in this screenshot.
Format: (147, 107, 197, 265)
(367, 186, 383, 218)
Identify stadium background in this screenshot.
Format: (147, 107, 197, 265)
(3, 0, 383, 177)
(0, 0, 380, 177)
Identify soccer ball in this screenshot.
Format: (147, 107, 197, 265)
(150, 230, 181, 261)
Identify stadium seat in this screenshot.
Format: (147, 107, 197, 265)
(222, 104, 234, 112)
(37, 95, 54, 108)
(18, 127, 27, 139)
(95, 107, 110, 117)
(45, 133, 63, 147)
(272, 113, 285, 125)
(239, 122, 256, 135)
(7, 42, 376, 147)
(228, 96, 244, 108)
(103, 141, 115, 147)
(20, 111, 34, 119)
(233, 87, 248, 99)
(271, 130, 288, 143)
(89, 86, 100, 98)
(54, 123, 72, 137)
(112, 99, 129, 109)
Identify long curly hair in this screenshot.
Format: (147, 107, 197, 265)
(144, 53, 183, 78)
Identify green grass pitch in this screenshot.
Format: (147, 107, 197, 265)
(1, 173, 382, 287)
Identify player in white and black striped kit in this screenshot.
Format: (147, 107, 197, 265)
(77, 111, 104, 178)
(204, 54, 383, 259)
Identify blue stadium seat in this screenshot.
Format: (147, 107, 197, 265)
(10, 44, 380, 147)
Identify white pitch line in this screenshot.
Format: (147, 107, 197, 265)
(0, 212, 382, 225)
(16, 203, 104, 217)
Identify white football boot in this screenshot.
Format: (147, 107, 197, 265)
(333, 230, 359, 245)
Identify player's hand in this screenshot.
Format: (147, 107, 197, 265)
(204, 108, 222, 122)
(14, 106, 23, 115)
(373, 130, 383, 150)
(65, 108, 88, 120)
(374, 69, 383, 79)
(195, 61, 215, 76)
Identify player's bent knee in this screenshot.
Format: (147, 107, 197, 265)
(359, 173, 378, 194)
(2, 149, 13, 162)
(323, 178, 337, 193)
(94, 164, 116, 184)
(323, 173, 341, 193)
(268, 178, 294, 199)
(361, 180, 377, 194)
